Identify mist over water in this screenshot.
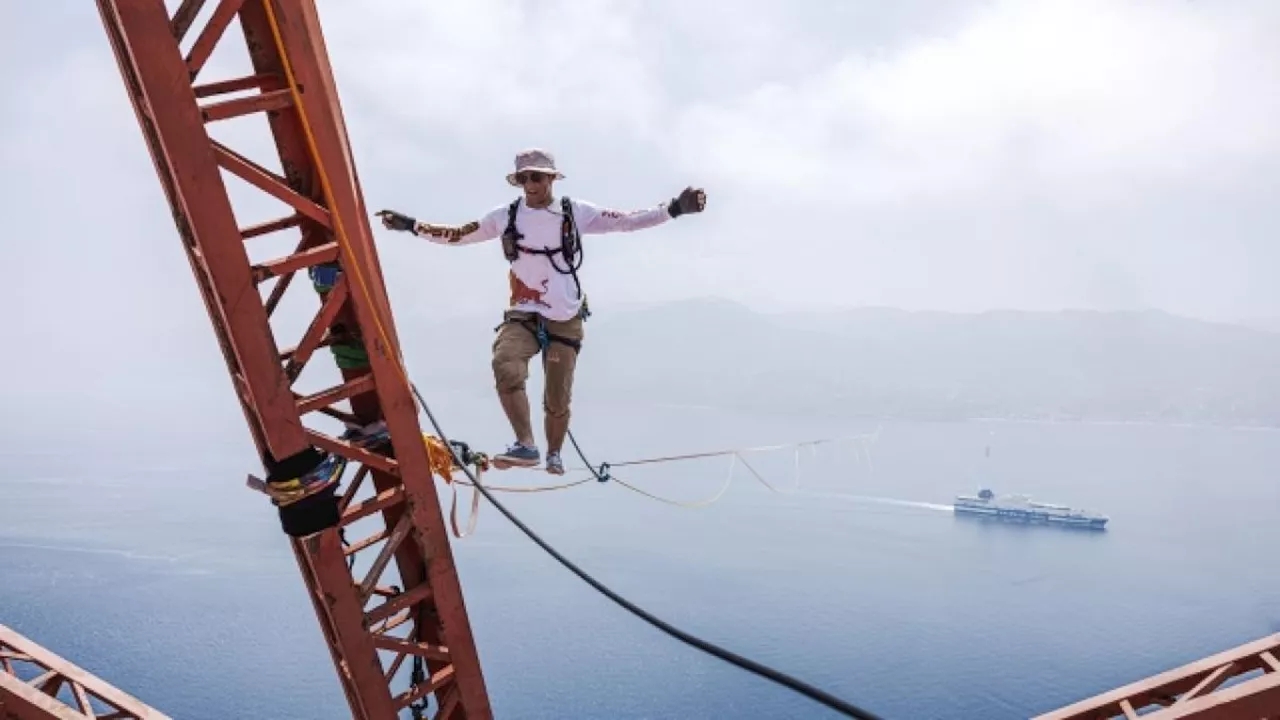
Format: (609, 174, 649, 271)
(3, 399, 1278, 719)
(4, 1, 1280, 718)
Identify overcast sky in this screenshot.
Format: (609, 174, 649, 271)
(339, 0, 1280, 323)
(2, 1, 1279, 420)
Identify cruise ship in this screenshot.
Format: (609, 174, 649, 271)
(953, 488, 1108, 529)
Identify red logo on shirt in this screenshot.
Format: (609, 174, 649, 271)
(509, 272, 551, 309)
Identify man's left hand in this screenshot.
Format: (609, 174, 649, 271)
(669, 187, 706, 218)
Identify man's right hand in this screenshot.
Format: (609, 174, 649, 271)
(376, 209, 418, 234)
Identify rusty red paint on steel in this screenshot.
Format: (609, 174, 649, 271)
(97, 0, 493, 717)
(220, 3, 461, 698)
(252, 241, 340, 283)
(200, 86, 295, 123)
(210, 142, 333, 226)
(304, 430, 399, 476)
(192, 72, 282, 99)
(288, 539, 373, 720)
(295, 374, 376, 415)
(96, 0, 308, 464)
(283, 276, 351, 380)
(241, 212, 305, 241)
(357, 515, 415, 602)
(298, 531, 401, 720)
(169, 0, 207, 42)
(184, 0, 248, 78)
(363, 585, 435, 630)
(1035, 633, 1280, 719)
(259, 3, 491, 717)
(271, 0, 400, 338)
(0, 625, 170, 720)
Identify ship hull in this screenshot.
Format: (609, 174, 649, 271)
(953, 503, 1108, 530)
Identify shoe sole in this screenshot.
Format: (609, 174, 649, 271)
(545, 466, 565, 476)
(491, 456, 539, 470)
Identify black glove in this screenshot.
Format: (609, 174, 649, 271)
(668, 187, 706, 218)
(376, 209, 418, 234)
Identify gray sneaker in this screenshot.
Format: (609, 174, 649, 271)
(493, 442, 540, 469)
(545, 452, 564, 475)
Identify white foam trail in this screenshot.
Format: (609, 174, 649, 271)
(794, 490, 952, 513)
(0, 540, 192, 563)
(7, 477, 130, 488)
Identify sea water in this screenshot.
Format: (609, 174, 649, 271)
(2, 401, 1278, 719)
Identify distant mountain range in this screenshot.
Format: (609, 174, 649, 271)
(1240, 316, 1280, 335)
(399, 299, 1280, 427)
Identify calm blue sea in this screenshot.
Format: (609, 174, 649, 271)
(3, 398, 1279, 719)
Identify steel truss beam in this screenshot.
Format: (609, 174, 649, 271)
(93, 1, 491, 718)
(1036, 633, 1280, 719)
(72, 4, 1280, 720)
(0, 625, 169, 720)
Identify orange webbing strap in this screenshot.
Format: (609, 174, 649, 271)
(422, 434, 481, 538)
(450, 479, 483, 539)
(421, 434, 594, 538)
(422, 434, 464, 482)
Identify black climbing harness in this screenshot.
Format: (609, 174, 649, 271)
(499, 193, 593, 351)
(501, 196, 586, 300)
(496, 310, 583, 355)
(497, 195, 591, 351)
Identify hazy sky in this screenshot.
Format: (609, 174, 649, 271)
(336, 0, 1280, 322)
(2, 0, 1279, 415)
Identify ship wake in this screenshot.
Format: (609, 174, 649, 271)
(795, 491, 952, 513)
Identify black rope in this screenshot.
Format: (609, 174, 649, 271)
(566, 428, 606, 482)
(409, 655, 428, 720)
(339, 527, 355, 570)
(407, 381, 885, 720)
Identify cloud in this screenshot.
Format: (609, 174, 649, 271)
(0, 0, 1276, 451)
(675, 0, 1280, 205)
(329, 0, 664, 148)
(4, 0, 1279, 355)
(641, 0, 1280, 317)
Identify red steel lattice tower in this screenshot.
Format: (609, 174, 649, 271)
(13, 3, 1280, 719)
(0, 624, 170, 720)
(1035, 633, 1280, 720)
(93, 1, 492, 717)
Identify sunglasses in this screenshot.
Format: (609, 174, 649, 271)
(515, 172, 550, 185)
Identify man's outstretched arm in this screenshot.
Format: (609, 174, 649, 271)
(576, 187, 706, 234)
(376, 208, 502, 246)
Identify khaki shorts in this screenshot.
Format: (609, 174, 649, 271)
(491, 311, 584, 418)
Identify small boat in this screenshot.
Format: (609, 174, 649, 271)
(953, 488, 1108, 529)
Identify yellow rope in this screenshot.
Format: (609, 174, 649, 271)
(457, 478, 593, 493)
(262, 1, 404, 381)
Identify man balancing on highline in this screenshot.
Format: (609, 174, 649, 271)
(376, 148, 706, 475)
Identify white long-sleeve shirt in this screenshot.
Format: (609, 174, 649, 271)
(415, 196, 672, 321)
